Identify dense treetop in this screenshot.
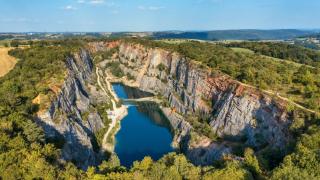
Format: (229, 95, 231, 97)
(0, 39, 254, 179)
(0, 41, 78, 179)
(124, 38, 320, 112)
(224, 41, 320, 67)
(0, 38, 320, 179)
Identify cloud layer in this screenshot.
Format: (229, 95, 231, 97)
(63, 5, 77, 10)
(138, 6, 165, 11)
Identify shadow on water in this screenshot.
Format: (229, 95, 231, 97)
(112, 83, 154, 99)
(135, 101, 174, 134)
(112, 83, 174, 168)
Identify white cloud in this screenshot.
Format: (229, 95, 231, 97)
(138, 5, 164, 11)
(63, 5, 77, 10)
(76, 0, 114, 6)
(148, 6, 164, 10)
(89, 0, 105, 4)
(196, 0, 224, 3)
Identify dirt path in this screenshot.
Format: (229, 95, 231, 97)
(124, 96, 160, 103)
(96, 67, 127, 151)
(238, 82, 317, 114)
(0, 47, 17, 77)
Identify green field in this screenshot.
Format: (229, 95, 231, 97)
(230, 47, 254, 54)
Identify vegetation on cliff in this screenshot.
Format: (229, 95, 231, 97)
(1, 39, 320, 179)
(107, 61, 125, 77)
(124, 38, 320, 112)
(117, 38, 320, 179)
(0, 41, 82, 179)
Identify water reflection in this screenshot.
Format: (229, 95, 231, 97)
(112, 83, 173, 168)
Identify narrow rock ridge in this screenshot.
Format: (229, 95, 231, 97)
(89, 41, 293, 165)
(35, 49, 108, 170)
(95, 67, 128, 152)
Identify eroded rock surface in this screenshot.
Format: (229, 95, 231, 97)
(36, 49, 107, 169)
(89, 41, 292, 165)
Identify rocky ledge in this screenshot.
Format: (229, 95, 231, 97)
(89, 41, 293, 165)
(35, 49, 110, 170)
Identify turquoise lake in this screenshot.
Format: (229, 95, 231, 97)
(112, 83, 174, 167)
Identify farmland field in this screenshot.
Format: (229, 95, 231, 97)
(0, 47, 17, 77)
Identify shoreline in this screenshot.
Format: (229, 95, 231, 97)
(105, 74, 183, 151)
(95, 67, 128, 152)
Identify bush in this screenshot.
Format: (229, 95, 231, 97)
(157, 63, 166, 71)
(0, 40, 86, 179)
(124, 38, 320, 112)
(107, 62, 124, 77)
(126, 73, 135, 80)
(244, 148, 262, 178)
(10, 40, 20, 47)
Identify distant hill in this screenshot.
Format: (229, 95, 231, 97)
(299, 33, 320, 39)
(152, 29, 315, 40)
(0, 30, 316, 41)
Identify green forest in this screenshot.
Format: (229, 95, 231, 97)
(224, 41, 320, 67)
(125, 38, 320, 112)
(0, 39, 320, 179)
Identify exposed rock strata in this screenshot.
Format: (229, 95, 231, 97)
(89, 41, 292, 165)
(36, 49, 107, 170)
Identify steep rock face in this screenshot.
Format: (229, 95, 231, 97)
(36, 50, 106, 170)
(87, 41, 292, 165)
(161, 107, 192, 148)
(161, 107, 231, 165)
(114, 42, 292, 164)
(210, 88, 290, 147)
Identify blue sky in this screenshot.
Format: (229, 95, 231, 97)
(0, 0, 319, 32)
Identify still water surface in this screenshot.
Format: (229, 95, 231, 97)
(112, 83, 173, 167)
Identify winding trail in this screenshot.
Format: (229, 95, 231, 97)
(96, 67, 127, 151)
(238, 82, 317, 114)
(124, 97, 160, 103)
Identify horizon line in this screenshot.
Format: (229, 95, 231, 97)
(1, 28, 320, 34)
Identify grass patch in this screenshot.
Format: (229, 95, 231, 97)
(106, 61, 124, 77)
(230, 47, 254, 54)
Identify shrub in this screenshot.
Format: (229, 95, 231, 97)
(107, 62, 124, 77)
(157, 63, 166, 71)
